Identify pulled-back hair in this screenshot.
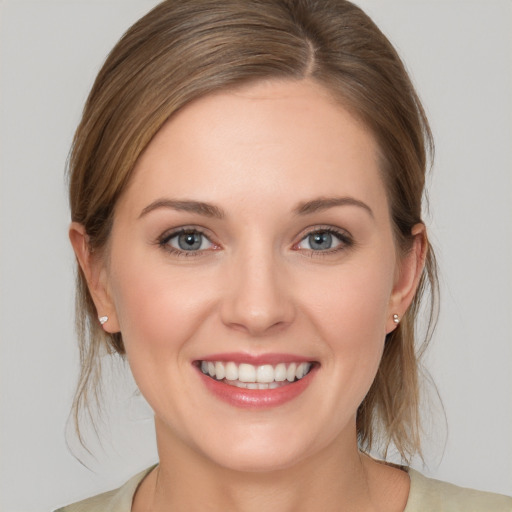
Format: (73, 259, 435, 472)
(68, 0, 438, 462)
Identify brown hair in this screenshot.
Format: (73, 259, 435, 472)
(68, 0, 438, 461)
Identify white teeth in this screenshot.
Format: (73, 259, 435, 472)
(296, 362, 311, 379)
(215, 361, 225, 380)
(286, 363, 297, 382)
(256, 364, 274, 383)
(200, 360, 313, 385)
(230, 381, 285, 390)
(225, 362, 238, 381)
(274, 363, 287, 381)
(238, 363, 256, 383)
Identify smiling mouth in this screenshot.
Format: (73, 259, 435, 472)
(198, 361, 314, 390)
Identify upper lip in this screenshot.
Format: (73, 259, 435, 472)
(195, 352, 317, 366)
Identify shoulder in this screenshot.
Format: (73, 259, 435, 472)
(405, 468, 512, 512)
(54, 466, 155, 512)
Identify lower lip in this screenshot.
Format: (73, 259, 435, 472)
(196, 366, 317, 409)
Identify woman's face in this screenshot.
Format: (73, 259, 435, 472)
(94, 79, 418, 471)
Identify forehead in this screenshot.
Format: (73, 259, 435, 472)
(121, 79, 387, 217)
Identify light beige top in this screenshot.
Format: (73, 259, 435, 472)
(56, 466, 512, 512)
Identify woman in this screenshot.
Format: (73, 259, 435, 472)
(57, 0, 511, 510)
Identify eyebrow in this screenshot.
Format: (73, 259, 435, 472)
(139, 199, 225, 219)
(294, 196, 374, 218)
(139, 195, 373, 220)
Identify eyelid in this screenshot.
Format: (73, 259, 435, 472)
(292, 225, 354, 253)
(155, 224, 353, 256)
(157, 226, 220, 255)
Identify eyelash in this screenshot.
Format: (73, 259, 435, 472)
(157, 227, 216, 257)
(294, 227, 354, 257)
(157, 226, 353, 257)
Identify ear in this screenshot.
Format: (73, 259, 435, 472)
(69, 222, 120, 333)
(386, 223, 427, 334)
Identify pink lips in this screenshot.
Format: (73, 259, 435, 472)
(195, 353, 318, 409)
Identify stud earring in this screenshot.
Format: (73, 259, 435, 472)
(99, 316, 108, 325)
(393, 314, 400, 324)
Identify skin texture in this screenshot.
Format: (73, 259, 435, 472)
(70, 79, 426, 511)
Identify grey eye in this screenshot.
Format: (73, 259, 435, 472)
(168, 231, 212, 251)
(298, 230, 342, 251)
(308, 232, 333, 250)
(178, 232, 202, 250)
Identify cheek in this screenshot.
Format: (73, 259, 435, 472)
(107, 256, 223, 426)
(305, 255, 394, 339)
(300, 254, 395, 397)
(108, 252, 214, 369)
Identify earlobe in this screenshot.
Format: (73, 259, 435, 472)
(68, 222, 120, 332)
(386, 224, 427, 333)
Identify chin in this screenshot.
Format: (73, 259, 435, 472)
(189, 422, 328, 474)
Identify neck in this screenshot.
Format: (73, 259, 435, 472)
(133, 418, 405, 512)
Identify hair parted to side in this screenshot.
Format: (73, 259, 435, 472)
(68, 0, 439, 462)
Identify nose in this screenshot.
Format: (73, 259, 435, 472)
(220, 248, 296, 336)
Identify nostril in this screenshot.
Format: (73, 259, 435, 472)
(224, 316, 291, 336)
(218, 258, 296, 334)
(220, 291, 295, 335)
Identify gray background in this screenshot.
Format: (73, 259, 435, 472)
(0, 1, 511, 510)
